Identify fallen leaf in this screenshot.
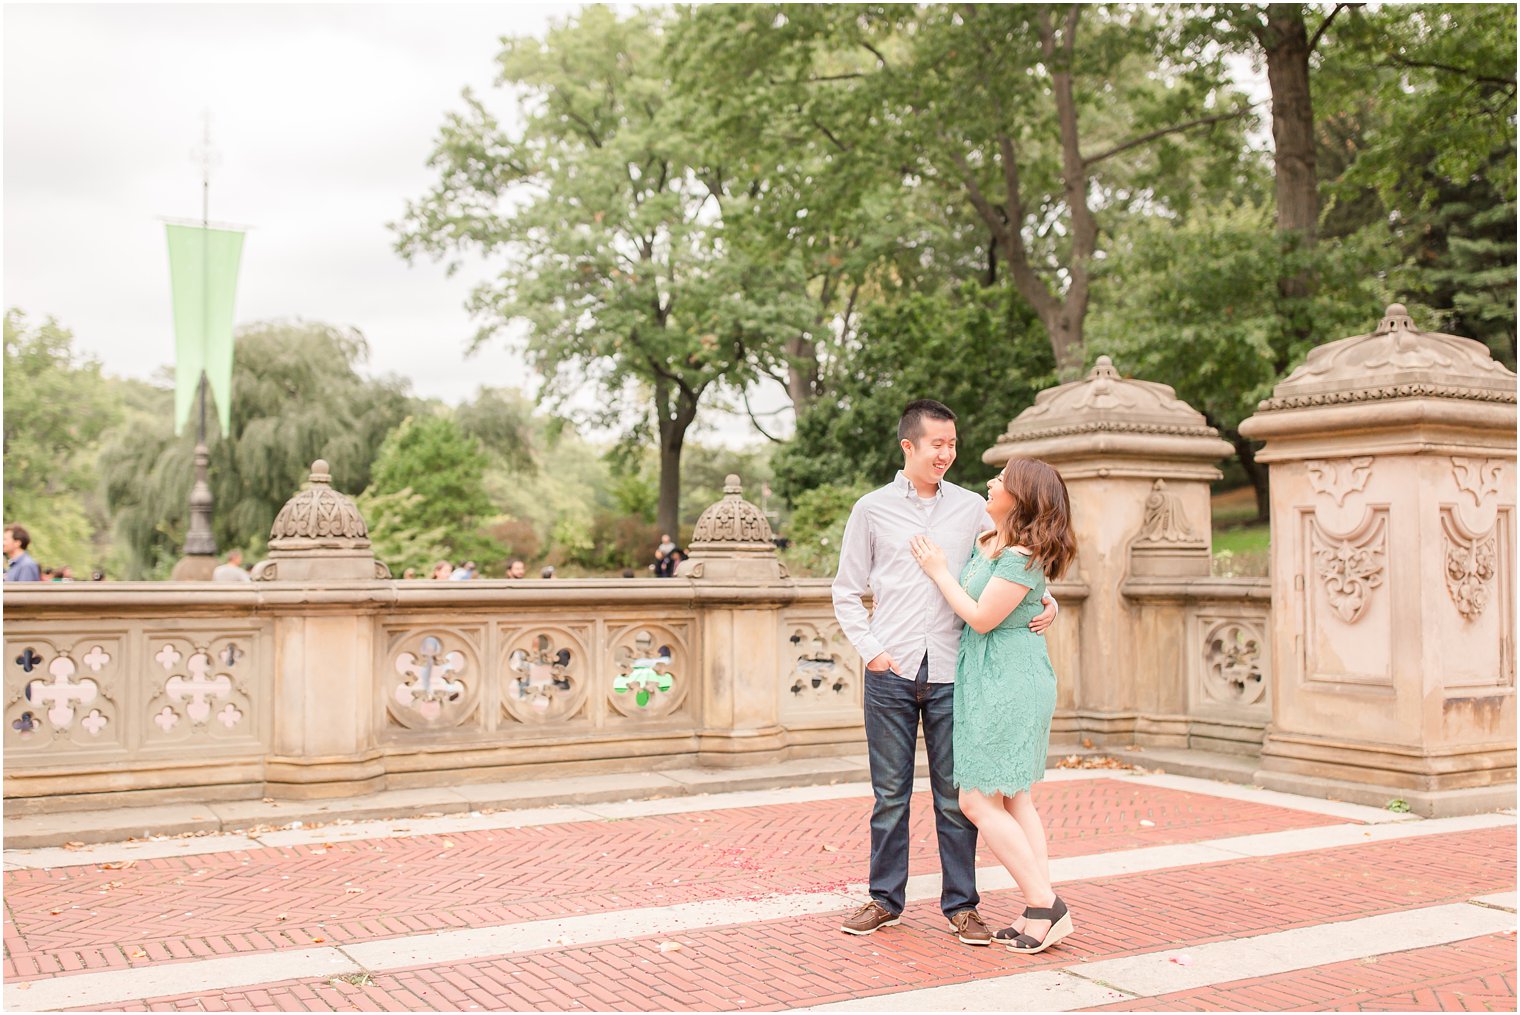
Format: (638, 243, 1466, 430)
(441, 839, 455, 849)
(821, 844, 838, 853)
(275, 914, 288, 921)
(1170, 954, 1192, 966)
(48, 909, 62, 916)
(345, 887, 365, 894)
(13, 983, 28, 990)
(312, 937, 325, 944)
(1081, 737, 1094, 749)
(98, 860, 136, 871)
(63, 841, 86, 850)
(129, 948, 147, 959)
(657, 941, 683, 953)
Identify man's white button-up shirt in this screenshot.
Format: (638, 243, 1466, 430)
(832, 471, 993, 684)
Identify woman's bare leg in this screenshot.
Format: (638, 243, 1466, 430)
(999, 790, 1051, 934)
(959, 788, 1056, 937)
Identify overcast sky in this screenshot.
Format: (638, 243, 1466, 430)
(2, 2, 783, 444)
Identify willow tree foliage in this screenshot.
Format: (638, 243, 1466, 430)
(101, 321, 414, 578)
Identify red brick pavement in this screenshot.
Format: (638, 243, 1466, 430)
(4, 778, 1341, 982)
(1081, 932, 1517, 1012)
(75, 825, 1514, 1012)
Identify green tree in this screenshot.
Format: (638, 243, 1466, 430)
(364, 413, 504, 566)
(774, 282, 1055, 501)
(2, 310, 122, 572)
(355, 487, 451, 577)
(677, 3, 1254, 377)
(1318, 3, 1517, 364)
(394, 5, 814, 536)
(1088, 203, 1392, 519)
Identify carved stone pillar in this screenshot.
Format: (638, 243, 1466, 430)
(1240, 304, 1517, 815)
(252, 460, 387, 797)
(986, 356, 1233, 748)
(678, 475, 788, 764)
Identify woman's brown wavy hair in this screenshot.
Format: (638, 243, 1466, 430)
(987, 458, 1076, 580)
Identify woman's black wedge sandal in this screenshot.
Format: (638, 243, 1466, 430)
(1005, 896, 1073, 954)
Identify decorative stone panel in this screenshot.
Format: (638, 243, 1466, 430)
(144, 633, 260, 746)
(5, 634, 123, 753)
(1309, 510, 1388, 625)
(384, 627, 482, 731)
(778, 610, 863, 720)
(1297, 504, 1394, 690)
(1187, 611, 1271, 720)
(607, 621, 692, 719)
(500, 625, 592, 724)
(779, 616, 860, 723)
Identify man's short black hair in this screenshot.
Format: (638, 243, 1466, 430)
(898, 399, 957, 444)
(4, 524, 30, 550)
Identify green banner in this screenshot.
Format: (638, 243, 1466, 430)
(166, 224, 244, 435)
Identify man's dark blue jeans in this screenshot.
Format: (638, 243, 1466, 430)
(863, 656, 979, 919)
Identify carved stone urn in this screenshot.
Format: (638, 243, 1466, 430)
(250, 460, 389, 581)
(1240, 304, 1516, 814)
(676, 474, 785, 582)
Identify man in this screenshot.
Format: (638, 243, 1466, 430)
(3, 524, 42, 582)
(212, 549, 253, 582)
(506, 559, 527, 580)
(832, 399, 1057, 946)
(450, 560, 477, 580)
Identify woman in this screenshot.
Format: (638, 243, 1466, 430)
(909, 457, 1077, 954)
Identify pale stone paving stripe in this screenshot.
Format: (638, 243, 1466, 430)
(9, 948, 361, 1012)
(8, 812, 1514, 1011)
(802, 900, 1518, 1011)
(1128, 772, 1414, 824)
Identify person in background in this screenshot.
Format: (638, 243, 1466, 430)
(431, 560, 453, 580)
(450, 560, 477, 580)
(652, 547, 671, 577)
(7, 524, 44, 581)
(402, 567, 417, 580)
(212, 549, 253, 582)
(668, 548, 686, 573)
(541, 565, 556, 579)
(506, 559, 527, 580)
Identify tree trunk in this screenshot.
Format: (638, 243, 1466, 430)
(1228, 428, 1272, 523)
(783, 334, 820, 416)
(1264, 5, 1318, 243)
(1262, 4, 1319, 312)
(653, 379, 700, 540)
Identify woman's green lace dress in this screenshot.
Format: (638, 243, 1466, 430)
(953, 541, 1056, 797)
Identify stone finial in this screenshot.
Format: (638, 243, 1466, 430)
(676, 474, 785, 581)
(251, 460, 389, 581)
(1257, 303, 1516, 411)
(985, 354, 1232, 471)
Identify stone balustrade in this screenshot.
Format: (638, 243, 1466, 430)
(5, 305, 1513, 817)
